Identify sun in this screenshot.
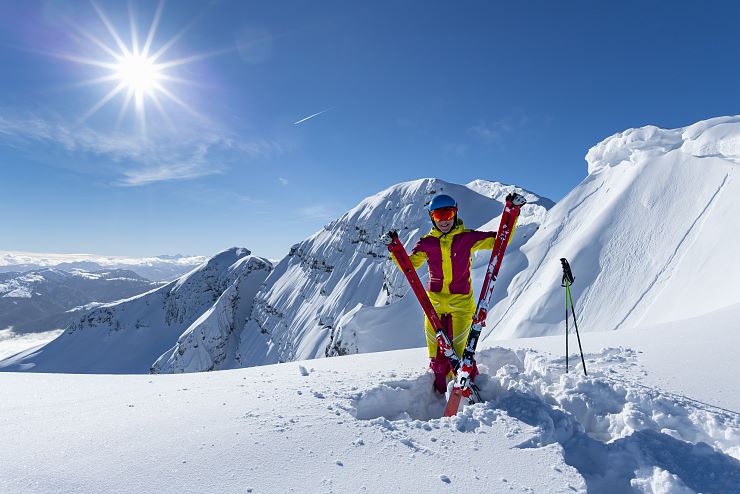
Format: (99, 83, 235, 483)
(59, 1, 207, 127)
(116, 53, 161, 95)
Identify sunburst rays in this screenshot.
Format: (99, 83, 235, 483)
(57, 0, 214, 128)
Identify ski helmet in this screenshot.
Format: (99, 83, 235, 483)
(427, 194, 457, 212)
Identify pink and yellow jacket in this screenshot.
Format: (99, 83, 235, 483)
(407, 220, 495, 313)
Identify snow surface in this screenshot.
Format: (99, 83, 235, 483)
(1, 306, 737, 493)
(0, 329, 63, 361)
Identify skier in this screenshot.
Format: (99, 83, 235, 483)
(397, 194, 498, 394)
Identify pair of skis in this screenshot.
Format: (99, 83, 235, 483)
(384, 193, 526, 416)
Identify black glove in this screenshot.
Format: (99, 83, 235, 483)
(380, 230, 398, 245)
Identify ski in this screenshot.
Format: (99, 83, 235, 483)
(383, 230, 481, 402)
(443, 193, 526, 417)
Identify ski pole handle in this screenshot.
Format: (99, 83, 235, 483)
(560, 258, 575, 287)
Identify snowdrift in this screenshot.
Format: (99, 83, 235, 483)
(2, 309, 738, 493)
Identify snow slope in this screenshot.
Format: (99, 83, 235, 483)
(1, 304, 737, 494)
(0, 329, 63, 361)
(0, 248, 272, 373)
(484, 116, 740, 340)
(236, 178, 552, 367)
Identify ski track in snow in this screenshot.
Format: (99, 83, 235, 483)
(343, 347, 740, 493)
(614, 171, 731, 330)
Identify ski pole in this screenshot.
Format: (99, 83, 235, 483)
(560, 258, 587, 376)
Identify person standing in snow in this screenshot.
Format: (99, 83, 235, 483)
(398, 194, 498, 394)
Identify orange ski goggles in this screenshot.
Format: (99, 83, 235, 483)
(430, 207, 457, 222)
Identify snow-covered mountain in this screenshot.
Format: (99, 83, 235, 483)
(481, 115, 740, 341)
(235, 178, 553, 367)
(0, 252, 207, 281)
(0, 268, 162, 333)
(0, 248, 272, 373)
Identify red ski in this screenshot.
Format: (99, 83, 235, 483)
(443, 193, 526, 417)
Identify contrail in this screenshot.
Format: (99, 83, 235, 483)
(293, 106, 335, 125)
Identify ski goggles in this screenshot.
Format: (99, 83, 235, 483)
(430, 207, 457, 222)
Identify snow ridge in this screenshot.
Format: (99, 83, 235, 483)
(586, 115, 740, 175)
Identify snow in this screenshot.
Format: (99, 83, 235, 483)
(1, 307, 738, 493)
(485, 116, 740, 339)
(0, 273, 45, 298)
(631, 467, 695, 494)
(0, 328, 63, 361)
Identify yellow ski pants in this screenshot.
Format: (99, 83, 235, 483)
(424, 292, 476, 358)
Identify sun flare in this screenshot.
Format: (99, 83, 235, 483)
(60, 1, 206, 127)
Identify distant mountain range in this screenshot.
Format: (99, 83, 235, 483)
(0, 268, 164, 334)
(0, 252, 206, 282)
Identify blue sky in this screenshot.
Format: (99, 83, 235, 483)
(2, 0, 740, 259)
